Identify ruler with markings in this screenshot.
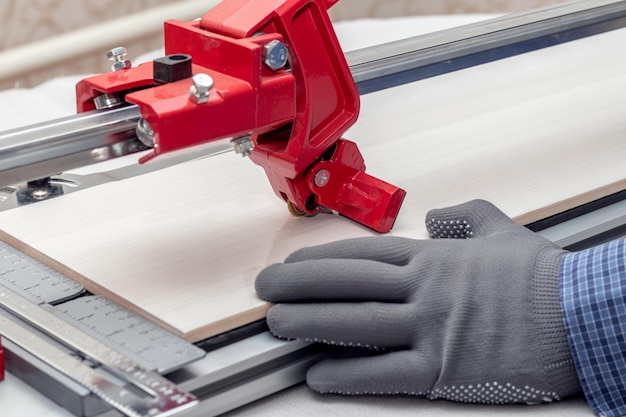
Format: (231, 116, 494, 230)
(47, 295, 204, 374)
(0, 285, 198, 417)
(0, 240, 206, 416)
(0, 241, 84, 304)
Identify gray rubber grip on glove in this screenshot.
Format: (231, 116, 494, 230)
(256, 200, 581, 404)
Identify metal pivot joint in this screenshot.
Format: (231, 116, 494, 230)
(263, 40, 289, 70)
(76, 0, 406, 232)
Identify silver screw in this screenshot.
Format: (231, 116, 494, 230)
(314, 169, 331, 187)
(189, 73, 214, 104)
(232, 136, 254, 157)
(263, 40, 288, 71)
(106, 47, 132, 71)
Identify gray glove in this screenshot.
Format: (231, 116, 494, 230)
(255, 200, 582, 404)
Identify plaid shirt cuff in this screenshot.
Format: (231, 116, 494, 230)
(560, 238, 626, 417)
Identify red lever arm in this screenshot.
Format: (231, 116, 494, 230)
(76, 0, 405, 232)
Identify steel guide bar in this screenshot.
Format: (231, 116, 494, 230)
(349, 0, 626, 93)
(0, 285, 198, 417)
(2, 0, 626, 189)
(2, 1, 626, 416)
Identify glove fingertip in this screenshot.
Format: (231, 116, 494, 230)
(425, 199, 517, 239)
(254, 263, 283, 301)
(306, 361, 341, 394)
(265, 305, 299, 340)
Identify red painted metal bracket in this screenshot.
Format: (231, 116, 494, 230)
(76, 0, 405, 232)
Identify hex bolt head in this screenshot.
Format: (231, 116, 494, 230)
(232, 136, 254, 157)
(263, 40, 288, 71)
(189, 73, 214, 104)
(106, 46, 127, 60)
(106, 46, 132, 71)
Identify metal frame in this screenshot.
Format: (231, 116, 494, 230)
(3, 1, 626, 415)
(4, 324, 319, 417)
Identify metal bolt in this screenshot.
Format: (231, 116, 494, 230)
(263, 40, 288, 71)
(189, 73, 214, 104)
(31, 189, 49, 200)
(106, 47, 132, 71)
(232, 136, 254, 157)
(314, 169, 331, 187)
(26, 178, 52, 201)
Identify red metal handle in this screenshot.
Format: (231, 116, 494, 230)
(75, 0, 405, 232)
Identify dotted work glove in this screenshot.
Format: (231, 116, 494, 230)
(255, 200, 582, 405)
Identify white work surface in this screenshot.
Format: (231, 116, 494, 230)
(1, 13, 619, 417)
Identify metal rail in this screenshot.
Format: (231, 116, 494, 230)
(350, 0, 626, 93)
(0, 106, 142, 187)
(2, 0, 626, 187)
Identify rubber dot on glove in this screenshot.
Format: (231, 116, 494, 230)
(426, 218, 473, 239)
(429, 381, 559, 405)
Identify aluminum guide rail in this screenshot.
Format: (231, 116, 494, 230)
(0, 105, 142, 186)
(2, 0, 626, 188)
(349, 0, 626, 92)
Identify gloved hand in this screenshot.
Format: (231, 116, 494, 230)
(255, 200, 582, 404)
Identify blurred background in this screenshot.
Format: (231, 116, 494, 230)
(0, 0, 565, 90)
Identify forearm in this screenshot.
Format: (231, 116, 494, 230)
(560, 238, 626, 417)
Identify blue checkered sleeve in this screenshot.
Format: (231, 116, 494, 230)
(560, 237, 626, 417)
